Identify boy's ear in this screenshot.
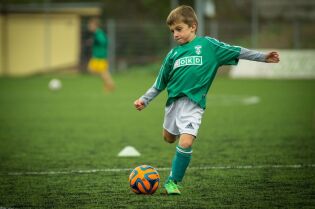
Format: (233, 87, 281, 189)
(191, 23, 197, 32)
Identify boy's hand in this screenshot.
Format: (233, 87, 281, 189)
(266, 51, 280, 63)
(134, 99, 146, 111)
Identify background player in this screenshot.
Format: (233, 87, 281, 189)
(87, 17, 115, 92)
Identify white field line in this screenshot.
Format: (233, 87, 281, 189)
(1, 164, 315, 176)
(208, 95, 261, 106)
(241, 96, 260, 105)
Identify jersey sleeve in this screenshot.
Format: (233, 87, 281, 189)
(153, 50, 173, 91)
(238, 47, 266, 62)
(206, 37, 241, 66)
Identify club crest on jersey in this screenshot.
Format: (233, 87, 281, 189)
(173, 56, 203, 69)
(195, 45, 202, 55)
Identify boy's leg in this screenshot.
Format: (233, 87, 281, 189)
(163, 129, 177, 144)
(178, 133, 195, 149)
(101, 70, 115, 92)
(164, 133, 194, 195)
(163, 98, 201, 194)
(170, 133, 194, 182)
(169, 97, 204, 183)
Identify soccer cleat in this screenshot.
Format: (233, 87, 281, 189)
(164, 179, 181, 195)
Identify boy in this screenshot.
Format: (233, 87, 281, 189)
(87, 18, 115, 92)
(134, 5, 279, 195)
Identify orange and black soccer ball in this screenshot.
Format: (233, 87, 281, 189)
(129, 165, 160, 194)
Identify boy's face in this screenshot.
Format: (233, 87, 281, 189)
(169, 22, 196, 45)
(88, 21, 97, 32)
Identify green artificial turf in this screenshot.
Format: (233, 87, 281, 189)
(0, 68, 314, 208)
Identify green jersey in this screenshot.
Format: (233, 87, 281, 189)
(92, 28, 108, 59)
(154, 36, 241, 109)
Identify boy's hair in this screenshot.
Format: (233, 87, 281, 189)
(166, 5, 198, 29)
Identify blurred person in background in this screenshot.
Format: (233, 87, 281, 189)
(87, 17, 115, 92)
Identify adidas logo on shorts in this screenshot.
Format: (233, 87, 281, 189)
(185, 123, 194, 129)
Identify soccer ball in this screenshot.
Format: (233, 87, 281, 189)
(129, 165, 160, 194)
(48, 78, 62, 91)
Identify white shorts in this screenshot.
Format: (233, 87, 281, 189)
(163, 97, 204, 137)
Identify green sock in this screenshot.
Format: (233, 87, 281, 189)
(169, 145, 192, 183)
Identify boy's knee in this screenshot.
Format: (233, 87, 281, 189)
(178, 134, 195, 148)
(164, 136, 176, 144)
(163, 130, 177, 144)
(178, 141, 192, 149)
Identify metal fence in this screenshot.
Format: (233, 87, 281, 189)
(80, 20, 171, 73)
(79, 18, 314, 73)
(2, 1, 314, 75)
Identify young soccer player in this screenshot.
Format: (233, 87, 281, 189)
(87, 18, 115, 92)
(134, 5, 279, 195)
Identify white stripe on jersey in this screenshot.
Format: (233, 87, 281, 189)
(205, 36, 240, 53)
(154, 49, 174, 89)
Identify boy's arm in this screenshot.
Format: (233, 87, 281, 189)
(238, 47, 280, 63)
(134, 49, 173, 111)
(134, 86, 161, 111)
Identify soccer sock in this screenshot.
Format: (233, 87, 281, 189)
(169, 145, 192, 183)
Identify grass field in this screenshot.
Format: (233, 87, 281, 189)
(0, 66, 314, 209)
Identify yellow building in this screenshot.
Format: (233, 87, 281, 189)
(0, 3, 101, 76)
